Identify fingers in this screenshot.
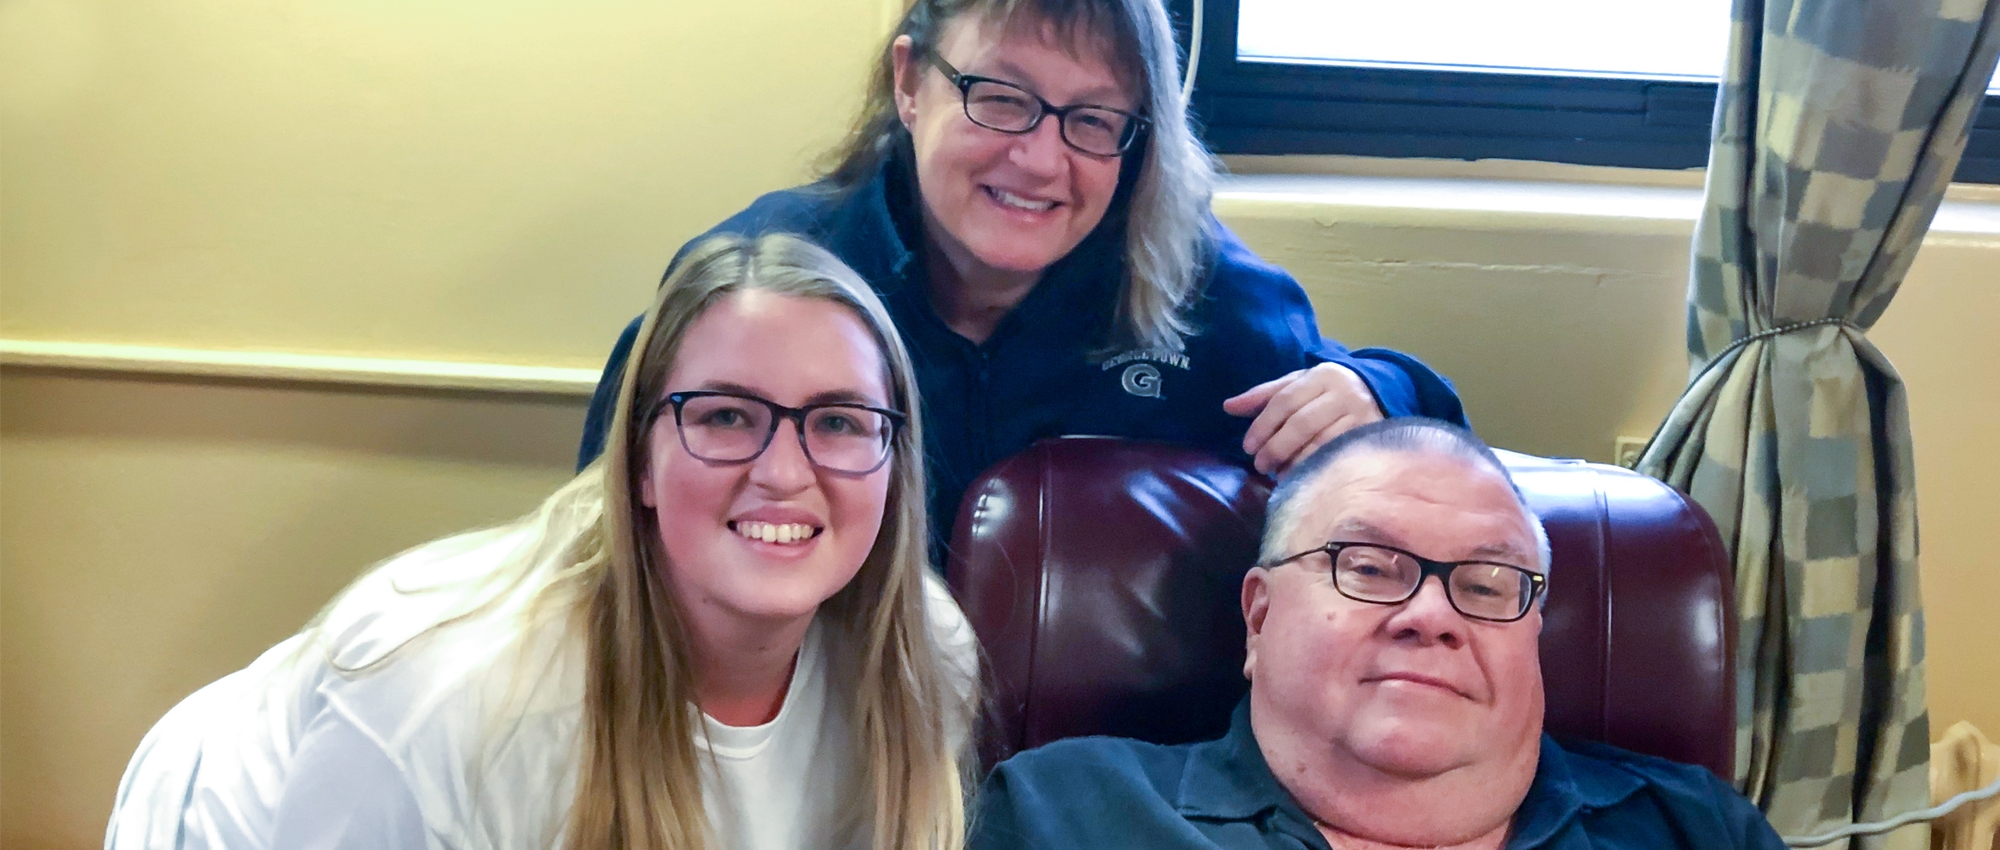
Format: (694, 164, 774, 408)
(1222, 372, 1296, 418)
(1252, 393, 1348, 474)
(1273, 416, 1358, 476)
(1243, 364, 1387, 474)
(1237, 371, 1320, 456)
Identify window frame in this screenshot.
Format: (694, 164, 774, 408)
(1172, 0, 2000, 184)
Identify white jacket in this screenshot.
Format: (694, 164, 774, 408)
(105, 524, 978, 850)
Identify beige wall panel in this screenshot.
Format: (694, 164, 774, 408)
(0, 369, 581, 849)
(0, 0, 885, 364)
(1869, 239, 2000, 750)
(1213, 197, 1696, 459)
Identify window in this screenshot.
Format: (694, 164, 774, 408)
(1173, 0, 2000, 184)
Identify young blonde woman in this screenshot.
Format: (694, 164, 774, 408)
(105, 233, 979, 850)
(579, 0, 1470, 553)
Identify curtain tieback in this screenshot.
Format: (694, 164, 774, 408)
(1706, 316, 1863, 367)
(1683, 317, 1865, 392)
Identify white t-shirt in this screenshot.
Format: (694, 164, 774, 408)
(697, 621, 852, 850)
(104, 524, 979, 850)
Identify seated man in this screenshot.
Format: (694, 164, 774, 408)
(969, 418, 1786, 850)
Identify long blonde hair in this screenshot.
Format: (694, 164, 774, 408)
(308, 232, 971, 849)
(553, 231, 971, 850)
(822, 0, 1218, 354)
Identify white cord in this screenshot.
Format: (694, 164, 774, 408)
(1180, 0, 1203, 104)
(1783, 773, 2000, 847)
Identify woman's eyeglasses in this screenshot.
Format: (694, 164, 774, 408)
(929, 53, 1149, 157)
(644, 391, 905, 475)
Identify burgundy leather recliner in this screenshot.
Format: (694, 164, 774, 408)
(946, 437, 1736, 779)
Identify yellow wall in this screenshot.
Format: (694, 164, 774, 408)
(0, 0, 894, 362)
(2, 2, 1995, 848)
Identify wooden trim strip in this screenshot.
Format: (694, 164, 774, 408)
(0, 339, 600, 396)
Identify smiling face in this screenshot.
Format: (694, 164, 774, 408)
(1243, 448, 1546, 782)
(892, 13, 1135, 282)
(638, 289, 894, 632)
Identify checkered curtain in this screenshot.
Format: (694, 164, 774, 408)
(1636, 0, 2000, 845)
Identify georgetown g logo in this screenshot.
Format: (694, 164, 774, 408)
(1101, 348, 1190, 400)
(1120, 363, 1163, 398)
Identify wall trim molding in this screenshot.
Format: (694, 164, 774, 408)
(0, 339, 600, 396)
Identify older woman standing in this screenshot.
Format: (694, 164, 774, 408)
(581, 0, 1467, 548)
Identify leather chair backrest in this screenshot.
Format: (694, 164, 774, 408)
(947, 437, 1735, 778)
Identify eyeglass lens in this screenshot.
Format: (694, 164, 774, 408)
(1330, 545, 1533, 621)
(676, 394, 893, 473)
(961, 79, 1134, 156)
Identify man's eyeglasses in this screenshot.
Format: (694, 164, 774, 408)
(1261, 541, 1547, 623)
(928, 53, 1149, 157)
(644, 391, 905, 475)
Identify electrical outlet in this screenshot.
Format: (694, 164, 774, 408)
(1613, 436, 1648, 469)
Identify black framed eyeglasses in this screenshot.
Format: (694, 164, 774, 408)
(643, 391, 905, 475)
(928, 53, 1149, 157)
(1261, 541, 1547, 623)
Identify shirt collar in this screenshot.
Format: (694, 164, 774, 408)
(1171, 702, 1650, 850)
(1174, 699, 1285, 821)
(1504, 736, 1648, 848)
(807, 141, 920, 292)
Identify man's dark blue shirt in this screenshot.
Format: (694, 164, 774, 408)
(971, 701, 1788, 850)
(578, 150, 1466, 551)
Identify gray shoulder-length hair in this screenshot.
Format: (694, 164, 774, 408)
(822, 0, 1219, 354)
